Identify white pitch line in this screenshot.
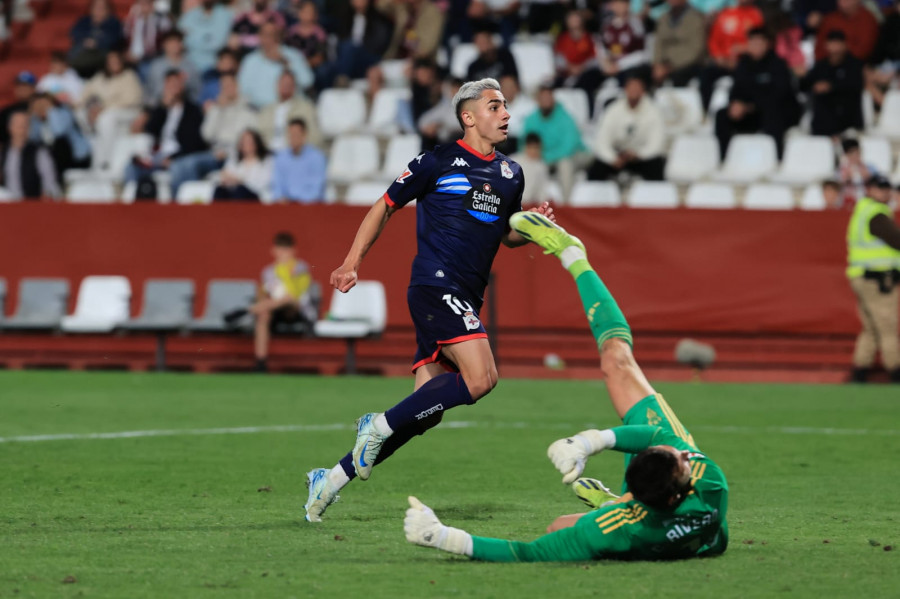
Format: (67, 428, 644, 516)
(0, 422, 897, 444)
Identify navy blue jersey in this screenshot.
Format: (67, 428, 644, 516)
(383, 140, 525, 301)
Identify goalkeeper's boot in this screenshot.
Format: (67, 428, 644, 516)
(509, 211, 585, 258)
(573, 477, 620, 509)
(304, 468, 339, 523)
(351, 412, 388, 481)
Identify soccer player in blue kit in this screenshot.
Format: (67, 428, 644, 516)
(304, 78, 556, 522)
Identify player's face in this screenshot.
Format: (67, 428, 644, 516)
(467, 90, 510, 145)
(657, 445, 692, 486)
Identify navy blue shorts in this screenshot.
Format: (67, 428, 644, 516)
(407, 285, 488, 372)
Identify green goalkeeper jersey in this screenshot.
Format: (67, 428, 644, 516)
(471, 395, 729, 562)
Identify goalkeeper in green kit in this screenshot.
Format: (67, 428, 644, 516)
(403, 212, 729, 562)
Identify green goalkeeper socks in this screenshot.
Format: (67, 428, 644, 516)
(574, 268, 633, 349)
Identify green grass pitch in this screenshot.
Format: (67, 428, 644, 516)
(1, 371, 898, 598)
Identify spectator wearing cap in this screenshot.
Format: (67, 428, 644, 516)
(37, 53, 84, 106)
(651, 0, 707, 88)
(178, 0, 235, 74)
(589, 75, 665, 183)
(467, 23, 519, 82)
(231, 0, 287, 56)
(271, 118, 326, 203)
(28, 93, 91, 180)
(714, 28, 799, 160)
(146, 30, 201, 105)
(257, 70, 323, 152)
(124, 0, 173, 79)
(0, 111, 61, 200)
(699, 0, 764, 110)
(845, 174, 900, 383)
(814, 0, 879, 63)
(802, 29, 864, 138)
(68, 0, 125, 78)
(0, 71, 37, 146)
(836, 138, 877, 204)
(238, 21, 313, 108)
(553, 10, 603, 102)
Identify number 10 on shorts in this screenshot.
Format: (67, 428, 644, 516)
(442, 294, 482, 331)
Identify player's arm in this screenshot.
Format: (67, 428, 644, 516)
(502, 203, 556, 247)
(330, 197, 398, 292)
(547, 425, 663, 483)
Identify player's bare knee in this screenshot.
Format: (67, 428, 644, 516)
(464, 368, 498, 401)
(600, 339, 638, 379)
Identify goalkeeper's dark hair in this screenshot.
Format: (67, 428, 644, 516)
(625, 447, 692, 511)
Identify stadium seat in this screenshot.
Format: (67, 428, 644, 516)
(860, 136, 893, 175)
(120, 180, 137, 203)
(327, 135, 380, 184)
(189, 280, 257, 332)
(449, 43, 478, 79)
(568, 181, 621, 207)
(175, 180, 215, 205)
(121, 279, 195, 371)
(706, 77, 733, 124)
(379, 59, 409, 87)
(553, 88, 590, 130)
(712, 135, 778, 184)
(510, 42, 555, 92)
(65, 134, 154, 185)
(799, 184, 827, 210)
(325, 183, 338, 204)
(0, 186, 15, 201)
(314, 280, 387, 374)
(367, 87, 412, 137)
(862, 91, 876, 131)
(743, 184, 795, 210)
(60, 276, 131, 333)
(685, 183, 737, 209)
(593, 80, 622, 122)
(345, 181, 387, 206)
(655, 87, 704, 135)
(317, 88, 367, 138)
(875, 90, 900, 139)
(380, 134, 422, 181)
(770, 136, 835, 185)
(544, 180, 564, 204)
(3, 278, 69, 330)
(66, 180, 116, 203)
(665, 135, 720, 183)
(626, 181, 679, 208)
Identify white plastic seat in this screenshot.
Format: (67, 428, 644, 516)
(379, 59, 409, 87)
(314, 281, 387, 373)
(510, 42, 555, 92)
(593, 80, 622, 124)
(544, 180, 564, 204)
(569, 181, 621, 207)
(712, 135, 778, 184)
(655, 87, 704, 135)
(380, 134, 422, 181)
(120, 180, 138, 203)
(685, 183, 737, 209)
(743, 183, 795, 210)
(367, 87, 412, 136)
(770, 136, 835, 185)
(860, 136, 892, 174)
(800, 184, 827, 210)
(344, 181, 388, 206)
(66, 180, 116, 203)
(450, 43, 478, 79)
(175, 180, 215, 205)
(626, 181, 679, 208)
(553, 88, 590, 130)
(60, 276, 131, 333)
(665, 135, 720, 183)
(327, 134, 380, 184)
(317, 88, 367, 138)
(65, 134, 154, 185)
(875, 90, 900, 139)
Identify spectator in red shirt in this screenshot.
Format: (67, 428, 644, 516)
(814, 0, 879, 62)
(699, 0, 764, 110)
(554, 10, 603, 103)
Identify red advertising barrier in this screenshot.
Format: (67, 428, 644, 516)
(0, 204, 859, 335)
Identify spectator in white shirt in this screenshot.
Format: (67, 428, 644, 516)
(37, 52, 84, 106)
(256, 69, 322, 151)
(214, 128, 274, 201)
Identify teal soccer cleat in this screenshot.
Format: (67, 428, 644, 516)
(351, 413, 388, 481)
(304, 468, 339, 523)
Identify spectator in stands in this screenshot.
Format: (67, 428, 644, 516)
(554, 10, 602, 102)
(258, 70, 322, 153)
(467, 23, 519, 82)
(524, 0, 566, 34)
(410, 59, 442, 126)
(500, 74, 535, 150)
(867, 2, 900, 110)
(510, 132, 549, 205)
(771, 9, 807, 77)
(37, 53, 84, 106)
(381, 0, 446, 62)
(521, 84, 589, 202)
(651, 0, 707, 88)
(0, 72, 36, 147)
(467, 0, 520, 48)
(68, 0, 125, 78)
(271, 118, 326, 203)
(28, 93, 91, 180)
(238, 21, 313, 108)
(837, 138, 876, 204)
(169, 72, 255, 192)
(331, 0, 394, 83)
(0, 111, 61, 200)
(794, 0, 837, 36)
(146, 30, 201, 106)
(599, 0, 649, 82)
(418, 77, 464, 150)
(802, 30, 864, 138)
(589, 74, 665, 182)
(125, 70, 208, 192)
(79, 49, 143, 171)
(814, 0, 879, 62)
(199, 48, 240, 104)
(213, 128, 274, 201)
(285, 1, 330, 88)
(699, 0, 764, 110)
(231, 0, 287, 55)
(822, 179, 843, 208)
(179, 0, 235, 74)
(714, 28, 799, 159)
(124, 0, 173, 79)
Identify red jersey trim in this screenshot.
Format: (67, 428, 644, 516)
(382, 192, 398, 207)
(456, 139, 496, 162)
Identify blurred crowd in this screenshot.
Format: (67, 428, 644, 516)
(0, 0, 898, 204)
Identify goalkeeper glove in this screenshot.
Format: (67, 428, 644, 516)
(404, 496, 473, 556)
(547, 429, 616, 484)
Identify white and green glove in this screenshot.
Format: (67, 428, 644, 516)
(404, 496, 473, 556)
(547, 429, 616, 484)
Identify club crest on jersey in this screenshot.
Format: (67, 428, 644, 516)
(452, 157, 470, 168)
(463, 311, 481, 331)
(465, 184, 503, 223)
(500, 161, 513, 179)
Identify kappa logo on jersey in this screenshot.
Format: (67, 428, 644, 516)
(436, 174, 472, 195)
(396, 167, 413, 184)
(500, 160, 513, 179)
(463, 311, 481, 331)
(415, 153, 424, 163)
(464, 183, 504, 223)
(452, 157, 470, 168)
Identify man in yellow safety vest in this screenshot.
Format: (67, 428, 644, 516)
(846, 175, 900, 383)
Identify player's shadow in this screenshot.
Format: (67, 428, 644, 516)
(431, 503, 507, 521)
